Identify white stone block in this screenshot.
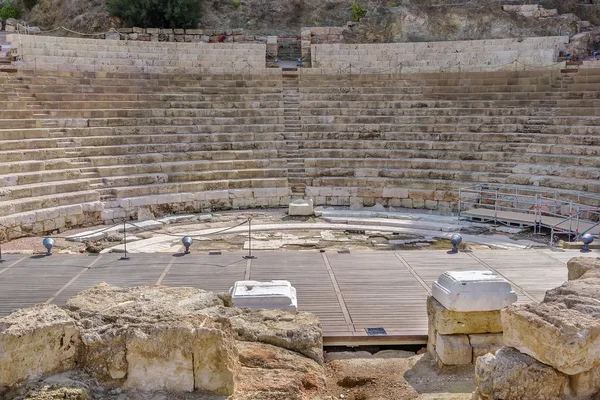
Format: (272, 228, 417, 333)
(229, 280, 297, 312)
(288, 199, 314, 216)
(432, 271, 517, 312)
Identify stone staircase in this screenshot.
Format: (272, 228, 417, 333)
(282, 72, 306, 198)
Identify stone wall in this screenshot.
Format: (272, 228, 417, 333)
(474, 257, 600, 399)
(8, 34, 269, 74)
(427, 296, 504, 366)
(111, 27, 264, 44)
(310, 37, 569, 73)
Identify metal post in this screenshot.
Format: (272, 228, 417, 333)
(243, 217, 256, 259)
(0, 242, 5, 262)
(120, 220, 130, 260)
(494, 189, 498, 225)
(458, 188, 462, 218)
(568, 202, 573, 242)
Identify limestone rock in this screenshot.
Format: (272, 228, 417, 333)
(570, 366, 600, 399)
(427, 296, 503, 335)
(567, 257, 600, 280)
(435, 333, 472, 365)
(68, 284, 238, 394)
(288, 199, 314, 216)
(124, 318, 237, 394)
(502, 278, 600, 375)
(474, 346, 569, 400)
(1, 372, 92, 400)
(1, 283, 323, 397)
(66, 283, 227, 318)
(78, 330, 127, 385)
(235, 341, 325, 399)
(469, 333, 504, 359)
(228, 308, 324, 365)
(0, 304, 81, 388)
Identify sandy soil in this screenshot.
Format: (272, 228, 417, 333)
(323, 352, 474, 400)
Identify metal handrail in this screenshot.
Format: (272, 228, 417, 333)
(550, 214, 579, 246)
(459, 184, 600, 241)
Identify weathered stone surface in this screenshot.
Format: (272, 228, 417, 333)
(235, 341, 325, 399)
(227, 308, 323, 365)
(0, 283, 324, 396)
(288, 199, 314, 216)
(66, 282, 227, 317)
(435, 333, 472, 365)
(502, 278, 600, 375)
(79, 330, 127, 385)
(427, 296, 503, 335)
(1, 372, 92, 400)
(570, 366, 600, 399)
(469, 333, 504, 359)
(0, 304, 81, 388)
(474, 347, 569, 400)
(124, 318, 237, 394)
(567, 257, 600, 281)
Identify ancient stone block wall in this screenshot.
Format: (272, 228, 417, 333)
(8, 34, 268, 74)
(310, 37, 569, 73)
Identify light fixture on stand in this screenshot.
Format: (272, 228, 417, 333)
(182, 236, 193, 254)
(43, 237, 55, 256)
(449, 234, 463, 254)
(581, 233, 594, 253)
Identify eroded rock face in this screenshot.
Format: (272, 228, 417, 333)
(230, 309, 324, 365)
(567, 257, 600, 281)
(235, 341, 325, 399)
(67, 283, 239, 394)
(502, 278, 600, 375)
(0, 283, 324, 398)
(124, 318, 237, 394)
(474, 347, 569, 400)
(0, 304, 80, 389)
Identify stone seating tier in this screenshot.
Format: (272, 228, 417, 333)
(2, 65, 600, 238)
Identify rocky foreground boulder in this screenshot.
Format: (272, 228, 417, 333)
(474, 257, 600, 399)
(0, 283, 325, 399)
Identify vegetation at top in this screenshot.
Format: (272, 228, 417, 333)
(0, 1, 22, 20)
(106, 0, 202, 28)
(350, 1, 367, 22)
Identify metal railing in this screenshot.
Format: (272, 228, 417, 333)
(459, 184, 600, 243)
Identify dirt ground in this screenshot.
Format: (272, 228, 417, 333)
(322, 352, 474, 400)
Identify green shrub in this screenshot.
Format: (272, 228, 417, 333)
(0, 2, 21, 20)
(232, 0, 240, 9)
(106, 0, 201, 29)
(350, 1, 367, 22)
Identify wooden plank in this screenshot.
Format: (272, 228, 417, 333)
(0, 250, 587, 346)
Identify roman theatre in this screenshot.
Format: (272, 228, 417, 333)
(1, 21, 600, 399)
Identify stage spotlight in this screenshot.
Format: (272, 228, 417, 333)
(581, 233, 594, 253)
(182, 236, 193, 254)
(43, 238, 55, 256)
(450, 234, 463, 254)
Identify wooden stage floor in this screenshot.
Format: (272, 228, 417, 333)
(0, 249, 596, 346)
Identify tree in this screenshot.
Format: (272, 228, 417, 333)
(106, 0, 201, 29)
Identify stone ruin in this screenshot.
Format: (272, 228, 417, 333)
(473, 257, 600, 399)
(0, 283, 325, 399)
